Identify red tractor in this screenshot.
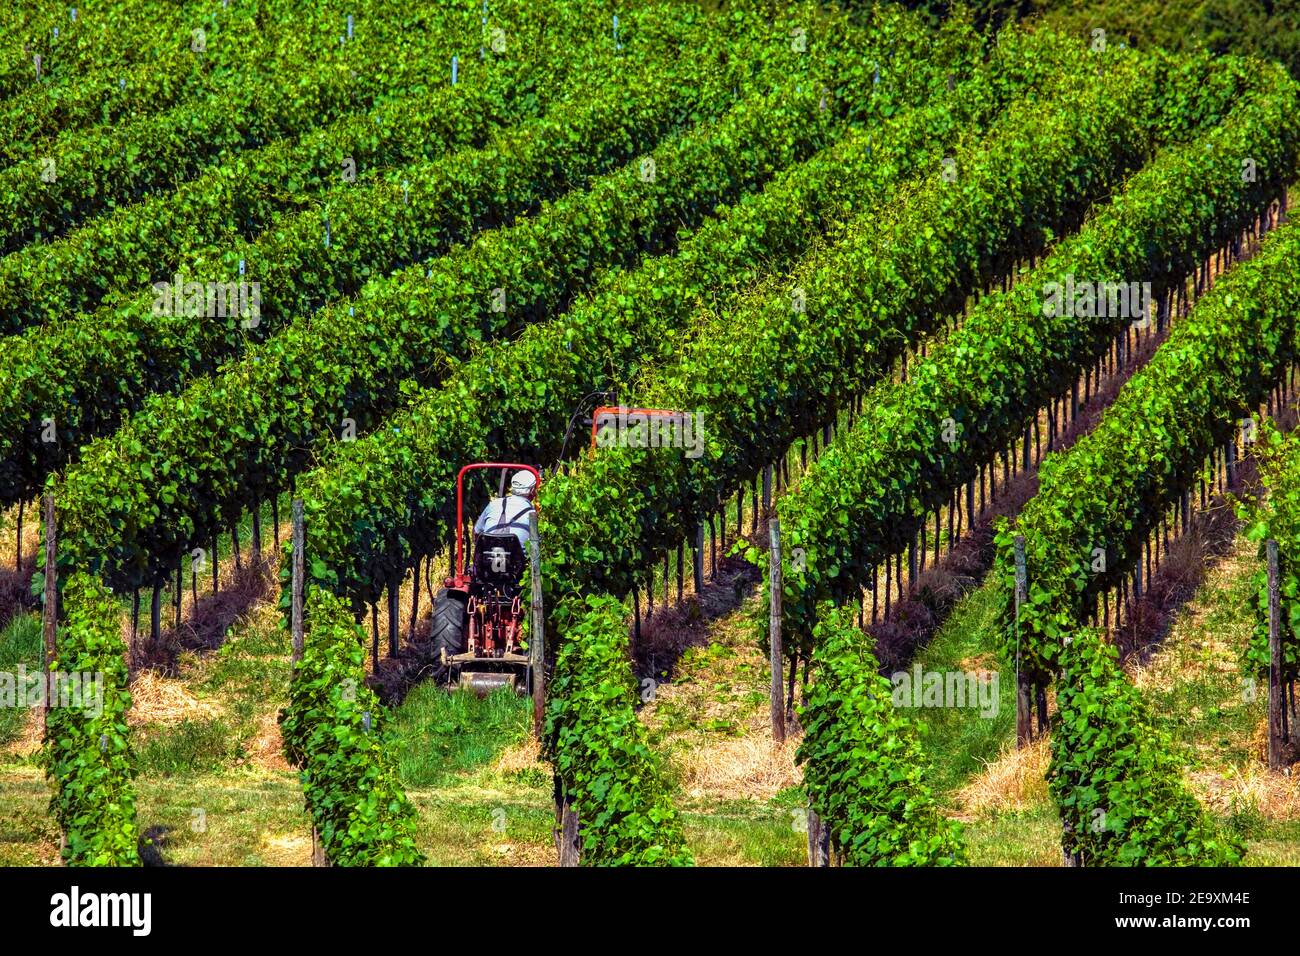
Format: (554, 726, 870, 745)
(429, 463, 541, 695)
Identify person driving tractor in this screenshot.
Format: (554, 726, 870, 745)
(473, 469, 537, 548)
(430, 463, 539, 693)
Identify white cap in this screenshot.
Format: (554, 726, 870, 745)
(510, 470, 537, 496)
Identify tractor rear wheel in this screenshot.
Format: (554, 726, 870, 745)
(429, 589, 467, 683)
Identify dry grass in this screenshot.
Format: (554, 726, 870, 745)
(1130, 530, 1252, 697)
(4, 707, 43, 758)
(674, 735, 801, 802)
(1127, 531, 1267, 762)
(956, 652, 999, 675)
(1123, 521, 1300, 855)
(492, 737, 542, 775)
(955, 737, 1051, 818)
(1188, 762, 1300, 821)
(638, 596, 806, 803)
(245, 711, 290, 773)
(258, 831, 312, 866)
(0, 499, 37, 572)
(127, 669, 222, 727)
(480, 839, 555, 866)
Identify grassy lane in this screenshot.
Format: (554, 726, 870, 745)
(0, 596, 810, 865)
(1130, 531, 1300, 865)
(391, 668, 807, 865)
(0, 614, 39, 746)
(907, 583, 1057, 865)
(5, 527, 1290, 866)
(903, 523, 1300, 865)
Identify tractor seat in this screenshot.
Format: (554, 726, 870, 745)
(473, 533, 527, 590)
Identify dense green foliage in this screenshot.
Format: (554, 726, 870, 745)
(543, 594, 693, 866)
(0, 0, 211, 98)
(2, 0, 721, 508)
(0, 0, 496, 252)
(1050, 627, 1245, 865)
(0, 0, 594, 334)
(52, 7, 900, 592)
(966, 0, 1300, 82)
(798, 604, 966, 865)
(772, 59, 1297, 665)
(2, 1, 691, 515)
(12, 0, 1300, 870)
(532, 33, 1178, 863)
(537, 41, 1223, 623)
(279, 589, 423, 866)
(288, 8, 998, 608)
(43, 574, 139, 866)
(0, 0, 470, 162)
(995, 216, 1300, 683)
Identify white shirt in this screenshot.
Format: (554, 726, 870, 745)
(474, 494, 535, 548)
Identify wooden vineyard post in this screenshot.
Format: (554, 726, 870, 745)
(558, 799, 581, 866)
(528, 512, 545, 740)
(147, 583, 160, 650)
(311, 829, 330, 867)
(370, 603, 379, 672)
(1016, 681, 1034, 745)
(676, 543, 683, 605)
(291, 500, 305, 664)
(387, 573, 400, 658)
(409, 557, 421, 644)
(806, 807, 830, 867)
(769, 517, 785, 745)
(1268, 539, 1284, 770)
(42, 493, 57, 729)
(1013, 535, 1032, 747)
(692, 523, 704, 598)
(129, 590, 139, 678)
